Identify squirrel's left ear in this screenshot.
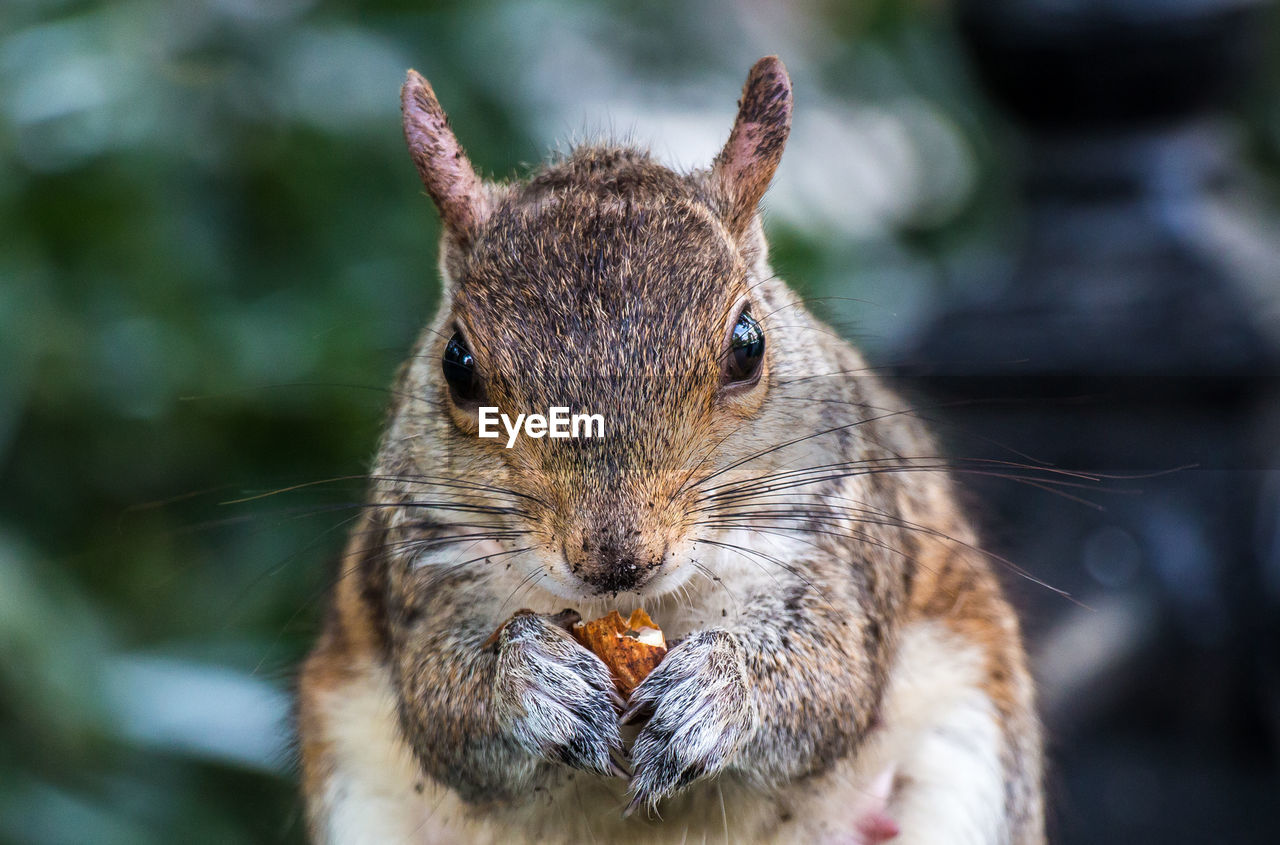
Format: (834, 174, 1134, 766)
(401, 69, 489, 246)
(712, 56, 792, 239)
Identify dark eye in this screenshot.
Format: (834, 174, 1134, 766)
(724, 310, 765, 385)
(442, 331, 483, 403)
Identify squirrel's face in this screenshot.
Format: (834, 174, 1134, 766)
(437, 183, 771, 597)
(388, 59, 795, 599)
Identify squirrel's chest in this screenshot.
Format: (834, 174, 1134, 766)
(361, 762, 887, 845)
(311, 658, 793, 844)
(312, 619, 1007, 845)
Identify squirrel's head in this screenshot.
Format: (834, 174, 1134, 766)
(388, 58, 800, 600)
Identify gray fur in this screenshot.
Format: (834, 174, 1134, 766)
(302, 56, 1045, 843)
(492, 612, 623, 776)
(624, 629, 757, 813)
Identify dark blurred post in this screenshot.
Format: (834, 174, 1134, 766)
(902, 0, 1280, 840)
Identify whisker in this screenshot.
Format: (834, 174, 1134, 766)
(498, 564, 547, 614)
(698, 508, 1079, 606)
(694, 457, 1124, 511)
(685, 406, 948, 493)
(698, 520, 914, 568)
(691, 537, 837, 608)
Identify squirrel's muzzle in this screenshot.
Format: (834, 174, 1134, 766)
(562, 518, 667, 596)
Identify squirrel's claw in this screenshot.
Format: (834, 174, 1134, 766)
(623, 629, 756, 814)
(619, 697, 652, 725)
(621, 793, 646, 820)
(492, 611, 623, 777)
(608, 757, 632, 780)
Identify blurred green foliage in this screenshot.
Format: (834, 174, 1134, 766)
(2, 0, 1278, 842)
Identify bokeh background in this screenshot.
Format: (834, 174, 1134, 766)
(3, 0, 1279, 842)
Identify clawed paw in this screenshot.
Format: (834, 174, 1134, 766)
(492, 611, 625, 777)
(621, 629, 756, 815)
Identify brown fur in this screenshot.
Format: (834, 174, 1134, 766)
(298, 56, 1044, 844)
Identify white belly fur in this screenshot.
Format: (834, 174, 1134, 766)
(311, 620, 1008, 845)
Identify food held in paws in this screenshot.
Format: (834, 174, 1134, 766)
(571, 609, 667, 696)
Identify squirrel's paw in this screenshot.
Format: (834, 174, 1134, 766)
(492, 611, 625, 777)
(622, 629, 756, 815)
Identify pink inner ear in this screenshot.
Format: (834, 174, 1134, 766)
(712, 56, 792, 237)
(401, 71, 487, 241)
(719, 121, 766, 192)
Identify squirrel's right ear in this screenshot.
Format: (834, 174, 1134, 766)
(401, 70, 489, 245)
(711, 56, 792, 239)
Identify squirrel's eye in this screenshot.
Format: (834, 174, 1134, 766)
(442, 331, 483, 403)
(724, 311, 765, 385)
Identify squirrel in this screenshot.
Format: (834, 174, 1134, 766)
(297, 56, 1045, 844)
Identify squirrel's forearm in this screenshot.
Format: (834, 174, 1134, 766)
(387, 576, 547, 803)
(726, 574, 895, 785)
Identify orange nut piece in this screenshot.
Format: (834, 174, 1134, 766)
(571, 609, 667, 697)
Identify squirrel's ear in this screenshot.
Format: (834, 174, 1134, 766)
(711, 56, 792, 238)
(401, 69, 489, 245)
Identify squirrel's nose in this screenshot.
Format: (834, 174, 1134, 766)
(584, 554, 646, 594)
(567, 534, 663, 595)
